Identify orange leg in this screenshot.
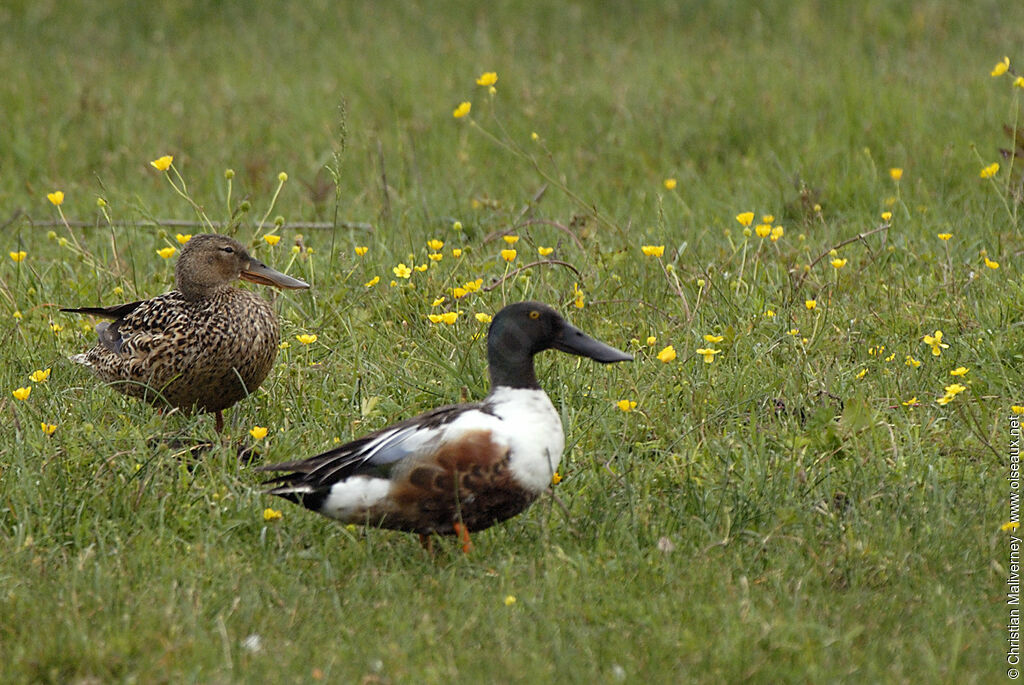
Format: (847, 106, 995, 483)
(453, 522, 473, 554)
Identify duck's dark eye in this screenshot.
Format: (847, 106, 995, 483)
(529, 310, 540, 319)
(221, 246, 235, 254)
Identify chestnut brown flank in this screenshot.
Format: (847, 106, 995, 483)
(373, 430, 537, 535)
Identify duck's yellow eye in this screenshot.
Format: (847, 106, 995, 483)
(529, 310, 540, 319)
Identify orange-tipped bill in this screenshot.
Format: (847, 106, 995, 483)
(241, 260, 310, 290)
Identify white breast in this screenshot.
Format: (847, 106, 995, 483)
(480, 386, 564, 493)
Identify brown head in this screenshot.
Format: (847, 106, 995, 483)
(174, 234, 310, 300)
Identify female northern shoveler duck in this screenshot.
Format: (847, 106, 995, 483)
(63, 233, 309, 432)
(258, 301, 632, 550)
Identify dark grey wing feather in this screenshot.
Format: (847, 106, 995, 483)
(63, 300, 147, 353)
(258, 402, 482, 487)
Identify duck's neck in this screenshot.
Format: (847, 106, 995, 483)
(487, 346, 540, 391)
(177, 279, 231, 301)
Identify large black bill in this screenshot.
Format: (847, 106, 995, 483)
(553, 323, 633, 363)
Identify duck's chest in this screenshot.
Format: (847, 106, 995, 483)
(483, 386, 565, 493)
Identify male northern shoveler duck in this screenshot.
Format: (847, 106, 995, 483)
(63, 233, 309, 432)
(258, 301, 632, 550)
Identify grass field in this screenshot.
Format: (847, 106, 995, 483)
(1, 1, 1021, 682)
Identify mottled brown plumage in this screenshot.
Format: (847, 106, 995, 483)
(63, 234, 309, 430)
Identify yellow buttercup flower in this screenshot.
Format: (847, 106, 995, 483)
(295, 334, 317, 345)
(656, 345, 676, 363)
(646, 336, 657, 346)
(500, 249, 517, 262)
(754, 224, 771, 238)
(937, 383, 967, 405)
(805, 299, 817, 310)
(663, 178, 677, 190)
(414, 264, 428, 272)
(279, 342, 290, 350)
(695, 347, 721, 363)
(427, 239, 444, 251)
(901, 397, 917, 407)
(50, 323, 63, 334)
(364, 276, 380, 288)
(354, 246, 368, 256)
(937, 233, 952, 241)
(47, 191, 65, 206)
(905, 355, 921, 368)
(889, 168, 903, 181)
(881, 211, 892, 222)
(984, 256, 999, 270)
(452, 287, 468, 299)
(29, 368, 51, 383)
(428, 252, 443, 262)
(453, 101, 472, 118)
(831, 258, 847, 269)
(476, 72, 498, 87)
(616, 400, 638, 412)
(428, 311, 460, 325)
(150, 155, 173, 171)
(980, 162, 1000, 179)
(393, 263, 412, 278)
(40, 422, 57, 435)
(157, 247, 176, 259)
(9, 250, 26, 263)
(764, 309, 776, 318)
(992, 56, 1010, 77)
(855, 369, 868, 379)
(263, 508, 283, 521)
(923, 330, 948, 356)
(641, 245, 665, 257)
(250, 426, 269, 440)
(572, 283, 584, 309)
(12, 386, 31, 401)
(175, 233, 192, 245)
(475, 313, 492, 324)
(735, 212, 754, 227)
(452, 248, 463, 258)
(501, 235, 520, 245)
(1012, 406, 1024, 414)
(949, 367, 968, 377)
(769, 225, 784, 242)
(503, 595, 517, 606)
(1004, 521, 1021, 532)
(538, 246, 554, 256)
(703, 334, 724, 344)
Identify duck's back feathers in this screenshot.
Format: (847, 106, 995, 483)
(260, 402, 489, 485)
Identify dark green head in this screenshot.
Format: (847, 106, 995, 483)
(486, 301, 632, 389)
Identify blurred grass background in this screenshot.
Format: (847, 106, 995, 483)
(1, 1, 1021, 682)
